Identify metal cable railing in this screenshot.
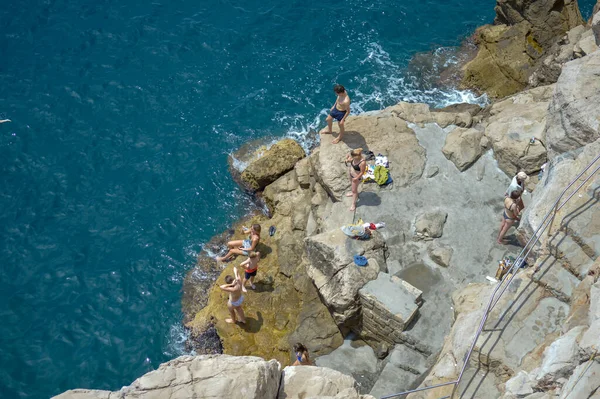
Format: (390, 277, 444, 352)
(381, 153, 600, 399)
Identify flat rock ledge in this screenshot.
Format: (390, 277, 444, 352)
(54, 355, 375, 399)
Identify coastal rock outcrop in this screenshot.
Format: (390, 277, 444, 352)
(545, 51, 600, 156)
(54, 355, 281, 399)
(315, 113, 426, 200)
(462, 0, 584, 97)
(240, 138, 306, 191)
(278, 366, 375, 399)
(55, 355, 376, 399)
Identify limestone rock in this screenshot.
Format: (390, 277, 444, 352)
(305, 229, 386, 327)
(369, 345, 429, 398)
(518, 140, 600, 257)
(563, 276, 594, 332)
(484, 89, 549, 176)
(442, 127, 484, 171)
(505, 370, 535, 397)
(573, 30, 598, 57)
(558, 360, 600, 399)
(54, 355, 281, 399)
(414, 210, 448, 238)
(388, 101, 432, 124)
(534, 326, 586, 385)
(426, 166, 439, 178)
(53, 391, 110, 399)
(531, 255, 580, 303)
(545, 51, 600, 156)
(240, 138, 306, 191)
(315, 112, 425, 200)
(431, 111, 473, 128)
(277, 366, 359, 398)
(594, 10, 600, 45)
(428, 243, 454, 268)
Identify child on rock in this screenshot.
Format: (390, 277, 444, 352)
(240, 251, 260, 292)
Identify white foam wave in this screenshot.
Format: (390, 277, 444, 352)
(164, 322, 192, 357)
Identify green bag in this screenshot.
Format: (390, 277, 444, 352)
(374, 165, 389, 186)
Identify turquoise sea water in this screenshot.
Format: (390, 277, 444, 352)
(0, 1, 595, 398)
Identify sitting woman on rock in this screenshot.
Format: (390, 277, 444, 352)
(217, 224, 261, 262)
(292, 343, 311, 366)
(345, 148, 367, 212)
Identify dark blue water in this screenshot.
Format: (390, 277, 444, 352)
(0, 0, 595, 398)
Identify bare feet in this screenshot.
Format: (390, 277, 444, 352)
(346, 192, 354, 197)
(242, 286, 247, 293)
(321, 130, 332, 134)
(349, 205, 356, 211)
(332, 137, 341, 144)
(250, 284, 256, 290)
(225, 318, 236, 324)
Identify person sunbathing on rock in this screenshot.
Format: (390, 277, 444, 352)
(218, 266, 246, 324)
(217, 224, 261, 262)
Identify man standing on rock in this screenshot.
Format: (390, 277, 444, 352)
(506, 171, 528, 213)
(323, 84, 350, 144)
(218, 266, 246, 324)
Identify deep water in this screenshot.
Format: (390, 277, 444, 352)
(0, 0, 595, 398)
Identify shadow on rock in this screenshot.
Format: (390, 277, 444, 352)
(241, 311, 264, 334)
(358, 191, 381, 207)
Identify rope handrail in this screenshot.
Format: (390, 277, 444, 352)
(381, 153, 600, 399)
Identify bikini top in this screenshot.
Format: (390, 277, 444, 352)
(351, 159, 364, 171)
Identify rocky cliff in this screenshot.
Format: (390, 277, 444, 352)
(55, 1, 600, 398)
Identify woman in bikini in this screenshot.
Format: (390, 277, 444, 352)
(292, 343, 311, 366)
(217, 224, 261, 262)
(345, 148, 367, 212)
(497, 190, 522, 244)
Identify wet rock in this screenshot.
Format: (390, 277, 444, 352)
(545, 51, 600, 156)
(240, 138, 306, 191)
(442, 127, 484, 171)
(414, 210, 448, 238)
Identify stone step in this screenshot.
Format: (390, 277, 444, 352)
(369, 344, 430, 398)
(531, 255, 581, 303)
(358, 272, 422, 346)
(547, 231, 597, 279)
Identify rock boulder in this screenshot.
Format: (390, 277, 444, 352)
(545, 51, 600, 156)
(278, 366, 369, 399)
(442, 127, 484, 171)
(240, 138, 306, 191)
(53, 355, 281, 399)
(414, 210, 448, 238)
